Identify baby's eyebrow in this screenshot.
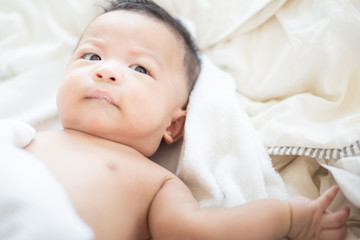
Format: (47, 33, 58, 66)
(75, 37, 106, 51)
(129, 46, 161, 66)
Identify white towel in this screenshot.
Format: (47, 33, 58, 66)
(177, 57, 289, 208)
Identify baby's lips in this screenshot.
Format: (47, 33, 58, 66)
(88, 90, 119, 108)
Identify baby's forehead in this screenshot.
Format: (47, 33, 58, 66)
(77, 11, 187, 72)
(83, 12, 185, 59)
(83, 11, 183, 47)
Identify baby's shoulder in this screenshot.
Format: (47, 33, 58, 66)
(132, 153, 178, 185)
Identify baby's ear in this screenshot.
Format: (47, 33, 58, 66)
(163, 110, 186, 144)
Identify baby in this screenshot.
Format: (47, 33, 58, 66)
(24, 0, 349, 239)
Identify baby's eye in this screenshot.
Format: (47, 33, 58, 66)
(83, 53, 101, 61)
(129, 64, 149, 75)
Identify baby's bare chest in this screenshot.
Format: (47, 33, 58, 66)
(25, 132, 170, 239)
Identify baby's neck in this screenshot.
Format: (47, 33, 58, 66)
(34, 129, 142, 157)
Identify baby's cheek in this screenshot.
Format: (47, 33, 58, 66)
(127, 97, 167, 127)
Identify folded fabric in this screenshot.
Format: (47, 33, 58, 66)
(177, 57, 289, 208)
(211, 0, 360, 150)
(318, 157, 360, 209)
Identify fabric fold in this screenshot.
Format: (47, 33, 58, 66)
(177, 57, 289, 208)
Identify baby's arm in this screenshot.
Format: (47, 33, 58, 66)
(148, 178, 349, 240)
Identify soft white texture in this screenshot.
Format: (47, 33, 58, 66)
(177, 57, 289, 207)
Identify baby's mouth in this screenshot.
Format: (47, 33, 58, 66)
(87, 90, 119, 108)
(101, 95, 111, 103)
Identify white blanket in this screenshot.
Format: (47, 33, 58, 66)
(177, 57, 289, 207)
(157, 0, 360, 150)
(0, 120, 93, 240)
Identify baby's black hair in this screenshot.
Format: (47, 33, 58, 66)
(104, 0, 201, 94)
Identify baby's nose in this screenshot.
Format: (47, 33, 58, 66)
(95, 72, 116, 81)
(93, 65, 119, 82)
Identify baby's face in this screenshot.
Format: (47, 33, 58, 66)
(57, 10, 188, 156)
